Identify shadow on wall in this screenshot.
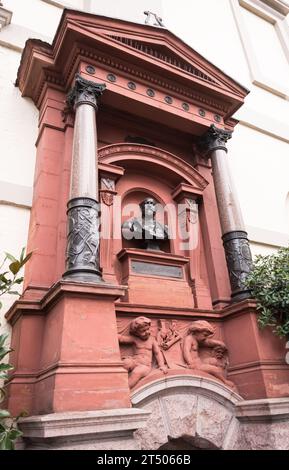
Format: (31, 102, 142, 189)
(159, 435, 219, 450)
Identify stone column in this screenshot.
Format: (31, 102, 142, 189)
(198, 124, 252, 301)
(63, 74, 106, 282)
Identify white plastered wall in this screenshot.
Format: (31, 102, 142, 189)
(0, 41, 37, 333)
(163, 0, 289, 255)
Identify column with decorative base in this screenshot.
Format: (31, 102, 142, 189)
(198, 125, 253, 302)
(6, 74, 132, 423)
(63, 74, 105, 282)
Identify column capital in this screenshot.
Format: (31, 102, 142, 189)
(67, 73, 106, 110)
(197, 124, 232, 157)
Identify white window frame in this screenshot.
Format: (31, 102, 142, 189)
(230, 0, 289, 99)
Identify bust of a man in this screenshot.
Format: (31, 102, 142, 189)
(122, 197, 169, 250)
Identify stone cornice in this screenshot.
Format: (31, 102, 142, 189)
(5, 280, 127, 325)
(236, 397, 289, 422)
(18, 408, 150, 439)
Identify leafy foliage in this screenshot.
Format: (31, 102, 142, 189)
(0, 249, 32, 450)
(245, 247, 289, 338)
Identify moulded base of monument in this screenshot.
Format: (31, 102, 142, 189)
(17, 378, 289, 450)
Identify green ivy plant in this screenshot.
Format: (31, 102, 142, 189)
(245, 246, 289, 338)
(0, 249, 32, 450)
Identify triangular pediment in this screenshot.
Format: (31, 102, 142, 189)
(17, 10, 248, 122)
(73, 14, 247, 102)
(105, 34, 219, 86)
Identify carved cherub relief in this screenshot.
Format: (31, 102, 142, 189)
(118, 316, 167, 389)
(118, 317, 236, 391)
(182, 320, 236, 389)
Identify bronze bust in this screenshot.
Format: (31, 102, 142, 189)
(122, 197, 169, 250)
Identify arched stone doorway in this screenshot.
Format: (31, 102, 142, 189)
(131, 375, 242, 450)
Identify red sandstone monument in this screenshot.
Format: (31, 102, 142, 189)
(5, 9, 289, 450)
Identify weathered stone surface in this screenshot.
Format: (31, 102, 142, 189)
(240, 423, 274, 450)
(132, 376, 241, 449)
(196, 395, 234, 448)
(230, 425, 248, 450)
(222, 418, 241, 450)
(162, 393, 198, 439)
(236, 397, 289, 449)
(134, 399, 167, 450)
(271, 422, 289, 450)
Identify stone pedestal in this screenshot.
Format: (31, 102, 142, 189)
(6, 281, 131, 416)
(222, 300, 289, 400)
(117, 248, 193, 308)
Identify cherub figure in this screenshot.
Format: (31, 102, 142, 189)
(182, 320, 235, 389)
(118, 317, 167, 389)
(203, 340, 236, 390)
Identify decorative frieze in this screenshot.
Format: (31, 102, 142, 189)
(119, 318, 235, 390)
